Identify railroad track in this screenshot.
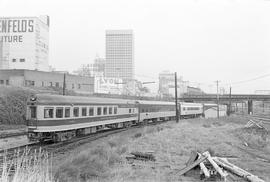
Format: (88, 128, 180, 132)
(0, 132, 26, 139)
(235, 112, 270, 125)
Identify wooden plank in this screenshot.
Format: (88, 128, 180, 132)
(186, 150, 198, 166)
(177, 155, 208, 176)
(213, 157, 265, 182)
(203, 151, 227, 179)
(130, 151, 156, 161)
(198, 153, 210, 178)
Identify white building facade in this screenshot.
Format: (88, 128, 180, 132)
(0, 16, 49, 71)
(159, 71, 189, 98)
(94, 77, 123, 95)
(105, 30, 134, 80)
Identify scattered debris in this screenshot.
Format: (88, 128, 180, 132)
(126, 150, 266, 182)
(126, 151, 156, 162)
(177, 150, 265, 182)
(213, 157, 265, 182)
(245, 119, 266, 130)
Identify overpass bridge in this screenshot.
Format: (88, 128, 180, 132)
(179, 94, 270, 102)
(179, 94, 270, 115)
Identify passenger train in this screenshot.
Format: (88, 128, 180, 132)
(26, 94, 203, 142)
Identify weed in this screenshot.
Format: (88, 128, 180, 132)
(108, 140, 117, 148)
(0, 147, 53, 182)
(116, 146, 128, 155)
(55, 144, 124, 182)
(202, 123, 212, 128)
(133, 132, 142, 138)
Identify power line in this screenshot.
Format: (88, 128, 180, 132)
(222, 73, 270, 86)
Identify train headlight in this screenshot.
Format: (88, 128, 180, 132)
(30, 96, 37, 101)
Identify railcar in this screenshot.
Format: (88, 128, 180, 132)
(137, 100, 176, 122)
(26, 94, 203, 142)
(27, 94, 138, 142)
(179, 102, 203, 118)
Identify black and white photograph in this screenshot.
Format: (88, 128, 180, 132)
(0, 0, 270, 181)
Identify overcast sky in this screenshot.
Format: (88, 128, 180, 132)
(1, 0, 270, 94)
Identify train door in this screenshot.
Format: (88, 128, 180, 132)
(27, 106, 38, 128)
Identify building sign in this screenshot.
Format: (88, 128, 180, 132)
(94, 77, 123, 94)
(0, 16, 49, 71)
(0, 19, 35, 43)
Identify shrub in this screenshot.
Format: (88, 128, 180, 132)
(202, 123, 212, 128)
(0, 87, 35, 124)
(116, 146, 128, 155)
(108, 140, 117, 148)
(133, 132, 142, 138)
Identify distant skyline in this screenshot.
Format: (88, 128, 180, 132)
(0, 0, 270, 94)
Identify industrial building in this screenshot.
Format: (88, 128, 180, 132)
(0, 69, 94, 94)
(0, 16, 50, 71)
(105, 30, 134, 80)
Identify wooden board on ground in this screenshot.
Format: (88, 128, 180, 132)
(177, 155, 208, 176)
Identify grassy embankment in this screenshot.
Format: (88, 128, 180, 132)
(1, 116, 269, 181)
(53, 115, 270, 182)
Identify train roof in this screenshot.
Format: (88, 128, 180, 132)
(179, 102, 203, 106)
(135, 100, 175, 106)
(29, 94, 175, 106)
(29, 94, 138, 105)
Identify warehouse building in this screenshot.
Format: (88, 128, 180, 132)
(0, 16, 50, 71)
(0, 69, 94, 94)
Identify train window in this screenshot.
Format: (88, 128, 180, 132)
(56, 107, 63, 118)
(97, 107, 102, 115)
(109, 107, 112, 114)
(65, 107, 70, 118)
(183, 107, 186, 111)
(142, 109, 144, 113)
(82, 107, 87, 116)
(114, 107, 117, 114)
(44, 108, 54, 118)
(103, 107, 107, 115)
(129, 108, 131, 113)
(73, 107, 79, 117)
(89, 107, 94, 116)
(29, 106, 36, 118)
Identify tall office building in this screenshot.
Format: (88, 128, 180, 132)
(105, 30, 134, 80)
(0, 15, 49, 71)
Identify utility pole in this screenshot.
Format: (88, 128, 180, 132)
(63, 73, 66, 95)
(215, 80, 220, 118)
(175, 72, 179, 123)
(228, 86, 231, 116)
